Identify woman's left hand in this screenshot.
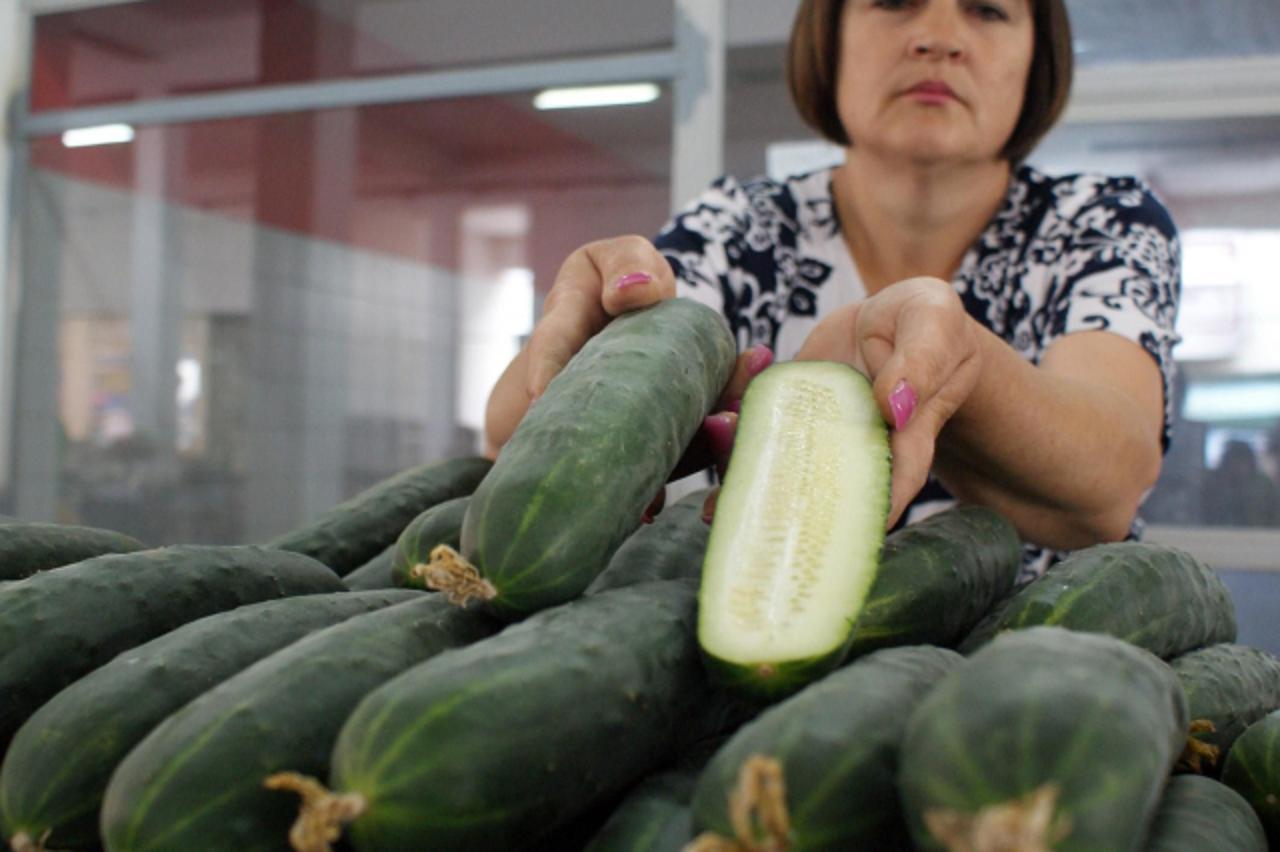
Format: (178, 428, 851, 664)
(794, 276, 983, 528)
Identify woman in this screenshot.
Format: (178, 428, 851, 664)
(486, 0, 1180, 581)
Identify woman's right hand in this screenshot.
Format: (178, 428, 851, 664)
(483, 236, 676, 457)
(482, 235, 772, 477)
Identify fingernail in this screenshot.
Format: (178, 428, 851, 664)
(702, 413, 737, 457)
(747, 345, 774, 377)
(615, 272, 653, 290)
(889, 380, 917, 431)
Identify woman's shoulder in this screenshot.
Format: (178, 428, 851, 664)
(1014, 164, 1176, 233)
(692, 167, 835, 212)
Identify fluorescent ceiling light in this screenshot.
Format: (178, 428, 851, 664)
(533, 83, 660, 111)
(61, 123, 135, 148)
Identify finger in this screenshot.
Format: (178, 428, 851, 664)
(701, 486, 720, 525)
(586, 236, 678, 317)
(859, 292, 974, 433)
(702, 411, 738, 480)
(886, 419, 937, 529)
(716, 345, 773, 411)
(669, 410, 738, 481)
(640, 488, 666, 524)
(525, 251, 611, 398)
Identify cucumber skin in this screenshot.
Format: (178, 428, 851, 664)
(269, 455, 491, 575)
(461, 299, 736, 619)
(1144, 775, 1267, 852)
(1172, 643, 1280, 777)
(848, 506, 1021, 656)
(1221, 710, 1280, 846)
(0, 545, 344, 750)
(698, 362, 890, 700)
(957, 542, 1237, 659)
(693, 646, 961, 850)
(584, 770, 697, 852)
(0, 522, 146, 581)
(331, 580, 720, 851)
(585, 489, 712, 595)
(899, 626, 1189, 852)
(343, 544, 397, 590)
(389, 496, 469, 589)
(0, 589, 420, 849)
(99, 595, 497, 852)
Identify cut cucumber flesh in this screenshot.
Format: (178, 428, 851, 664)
(699, 361, 890, 670)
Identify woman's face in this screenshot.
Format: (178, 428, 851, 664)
(835, 0, 1035, 166)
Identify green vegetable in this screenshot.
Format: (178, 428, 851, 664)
(698, 361, 891, 698)
(0, 522, 145, 581)
(0, 589, 418, 850)
(958, 542, 1236, 659)
(1144, 774, 1267, 852)
(99, 595, 496, 852)
(1221, 709, 1280, 846)
(389, 496, 468, 589)
(585, 488, 712, 594)
(691, 645, 960, 850)
(584, 770, 697, 852)
(343, 544, 397, 590)
(1171, 643, 1280, 777)
(268, 455, 491, 575)
(847, 505, 1022, 657)
(0, 545, 343, 751)
(429, 299, 736, 619)
(326, 580, 722, 851)
(899, 626, 1188, 851)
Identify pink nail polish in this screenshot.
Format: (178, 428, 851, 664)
(701, 413, 736, 457)
(726, 399, 741, 414)
(615, 272, 653, 290)
(747, 345, 774, 377)
(889, 380, 917, 431)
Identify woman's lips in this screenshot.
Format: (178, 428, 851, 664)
(905, 81, 958, 105)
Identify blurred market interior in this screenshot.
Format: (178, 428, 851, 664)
(2, 0, 1280, 647)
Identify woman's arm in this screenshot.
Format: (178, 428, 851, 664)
(795, 276, 1165, 549)
(933, 324, 1164, 549)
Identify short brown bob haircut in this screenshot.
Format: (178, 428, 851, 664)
(787, 0, 1074, 163)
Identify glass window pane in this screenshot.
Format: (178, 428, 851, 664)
(31, 0, 675, 112)
(15, 89, 671, 542)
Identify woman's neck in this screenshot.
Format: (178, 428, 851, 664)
(833, 153, 1013, 294)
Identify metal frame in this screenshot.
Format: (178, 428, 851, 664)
(4, 0, 1280, 570)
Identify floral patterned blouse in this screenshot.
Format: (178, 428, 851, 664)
(654, 164, 1182, 583)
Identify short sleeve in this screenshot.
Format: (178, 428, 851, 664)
(652, 176, 752, 319)
(1048, 178, 1182, 449)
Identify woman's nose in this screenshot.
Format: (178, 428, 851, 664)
(907, 4, 967, 60)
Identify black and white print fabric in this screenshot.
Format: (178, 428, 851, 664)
(655, 164, 1181, 583)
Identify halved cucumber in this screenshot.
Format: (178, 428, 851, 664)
(698, 361, 890, 698)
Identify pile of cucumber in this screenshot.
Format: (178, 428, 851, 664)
(0, 298, 1277, 851)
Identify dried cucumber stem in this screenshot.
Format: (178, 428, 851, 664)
(924, 784, 1070, 852)
(264, 772, 366, 852)
(420, 545, 497, 606)
(1176, 719, 1222, 774)
(8, 830, 50, 852)
(687, 756, 792, 852)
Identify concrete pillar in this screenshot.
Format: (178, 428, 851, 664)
(128, 124, 184, 467)
(243, 5, 355, 539)
(0, 2, 30, 512)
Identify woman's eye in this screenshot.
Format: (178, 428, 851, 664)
(872, 0, 911, 10)
(969, 2, 1010, 21)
